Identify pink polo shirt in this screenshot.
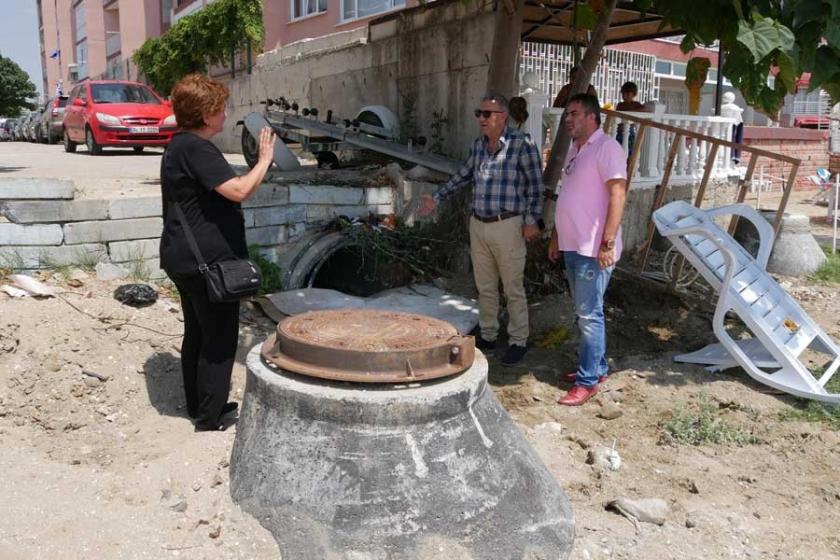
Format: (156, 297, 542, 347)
(555, 128, 627, 260)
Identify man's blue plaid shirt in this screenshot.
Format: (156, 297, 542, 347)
(434, 126, 544, 224)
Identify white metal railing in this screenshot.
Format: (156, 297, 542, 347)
(519, 42, 658, 109)
(540, 105, 738, 187)
(105, 32, 121, 57)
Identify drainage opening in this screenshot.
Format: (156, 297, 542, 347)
(312, 244, 414, 297)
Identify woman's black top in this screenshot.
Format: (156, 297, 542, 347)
(159, 132, 243, 278)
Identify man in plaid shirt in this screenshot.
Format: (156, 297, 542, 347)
(420, 93, 544, 366)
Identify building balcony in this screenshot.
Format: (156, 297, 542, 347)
(106, 32, 121, 58)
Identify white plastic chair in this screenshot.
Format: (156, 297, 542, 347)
(653, 200, 840, 404)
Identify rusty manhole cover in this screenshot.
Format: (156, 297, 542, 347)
(260, 309, 475, 383)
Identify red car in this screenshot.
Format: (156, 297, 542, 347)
(62, 80, 178, 155)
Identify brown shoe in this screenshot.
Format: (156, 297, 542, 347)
(558, 384, 599, 406)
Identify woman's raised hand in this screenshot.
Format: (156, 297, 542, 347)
(258, 126, 277, 166)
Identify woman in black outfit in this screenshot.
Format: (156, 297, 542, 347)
(160, 74, 275, 431)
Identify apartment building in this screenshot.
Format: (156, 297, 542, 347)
(37, 0, 171, 96)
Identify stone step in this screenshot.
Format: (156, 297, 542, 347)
(0, 223, 64, 245)
(0, 178, 75, 200)
(63, 217, 163, 244)
(1, 200, 109, 224)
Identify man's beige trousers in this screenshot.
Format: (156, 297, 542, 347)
(469, 215, 529, 346)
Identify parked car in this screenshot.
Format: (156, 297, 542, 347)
(36, 96, 69, 144)
(16, 112, 34, 141)
(0, 118, 12, 141)
(62, 80, 177, 154)
(27, 110, 41, 142)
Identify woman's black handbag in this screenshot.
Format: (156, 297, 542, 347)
(173, 201, 262, 303)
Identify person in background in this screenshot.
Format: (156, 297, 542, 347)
(159, 73, 276, 432)
(419, 93, 544, 367)
(615, 81, 646, 153)
(552, 65, 598, 109)
(509, 96, 529, 132)
(548, 94, 627, 406)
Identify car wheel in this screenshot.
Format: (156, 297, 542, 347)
(133, 146, 144, 153)
(63, 131, 77, 153)
(86, 127, 102, 155)
(241, 127, 259, 169)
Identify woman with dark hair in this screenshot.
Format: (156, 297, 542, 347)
(509, 96, 529, 131)
(159, 73, 275, 432)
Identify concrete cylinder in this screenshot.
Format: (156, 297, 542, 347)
(230, 346, 574, 560)
(734, 212, 827, 276)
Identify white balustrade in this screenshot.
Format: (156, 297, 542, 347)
(540, 104, 737, 188)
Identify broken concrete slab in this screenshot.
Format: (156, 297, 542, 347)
(288, 184, 365, 205)
(0, 223, 64, 245)
(63, 217, 163, 244)
(108, 239, 159, 262)
(108, 197, 162, 220)
(1, 200, 109, 224)
(250, 205, 307, 228)
(0, 178, 75, 200)
(242, 184, 290, 208)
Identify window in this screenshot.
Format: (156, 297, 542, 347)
(74, 1, 86, 41)
(292, 0, 327, 20)
(91, 83, 161, 104)
(75, 41, 88, 79)
(341, 0, 404, 21)
(655, 61, 671, 75)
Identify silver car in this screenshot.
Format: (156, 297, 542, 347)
(36, 96, 68, 143)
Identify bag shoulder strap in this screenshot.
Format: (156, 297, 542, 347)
(162, 147, 208, 272)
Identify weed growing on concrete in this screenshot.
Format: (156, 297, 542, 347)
(430, 109, 449, 155)
(0, 250, 25, 275)
(809, 248, 840, 284)
(248, 246, 283, 294)
(399, 92, 418, 145)
(661, 394, 762, 446)
(73, 247, 105, 271)
(121, 246, 152, 281)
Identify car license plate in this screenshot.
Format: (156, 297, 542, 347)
(129, 126, 159, 133)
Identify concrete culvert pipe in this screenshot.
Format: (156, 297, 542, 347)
(230, 339, 575, 559)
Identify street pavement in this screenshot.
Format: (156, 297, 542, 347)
(0, 141, 247, 200)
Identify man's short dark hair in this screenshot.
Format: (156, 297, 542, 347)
(481, 92, 509, 111)
(620, 81, 638, 95)
(567, 93, 601, 125)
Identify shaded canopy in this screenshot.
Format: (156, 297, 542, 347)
(521, 0, 681, 45)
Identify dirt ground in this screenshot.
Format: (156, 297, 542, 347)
(1, 255, 838, 559)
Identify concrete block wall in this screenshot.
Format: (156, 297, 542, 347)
(0, 177, 397, 281)
(218, 2, 496, 160)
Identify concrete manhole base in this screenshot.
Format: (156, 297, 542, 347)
(230, 345, 574, 559)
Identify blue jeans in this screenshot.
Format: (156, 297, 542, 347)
(564, 251, 613, 387)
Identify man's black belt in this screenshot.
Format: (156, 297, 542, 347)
(472, 212, 520, 223)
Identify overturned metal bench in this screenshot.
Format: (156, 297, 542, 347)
(653, 200, 840, 404)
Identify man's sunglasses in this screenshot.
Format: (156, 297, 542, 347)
(474, 109, 506, 119)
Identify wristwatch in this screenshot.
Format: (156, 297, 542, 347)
(600, 238, 615, 250)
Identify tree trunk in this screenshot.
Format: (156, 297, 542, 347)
(486, 0, 526, 98)
(541, 0, 619, 227)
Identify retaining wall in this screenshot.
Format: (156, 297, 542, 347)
(217, 2, 496, 160)
(0, 174, 399, 280)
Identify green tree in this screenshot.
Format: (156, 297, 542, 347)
(639, 0, 840, 115)
(0, 54, 37, 116)
(133, 0, 263, 96)
(543, 0, 840, 190)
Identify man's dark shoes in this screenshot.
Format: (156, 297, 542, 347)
(501, 344, 528, 367)
(475, 336, 497, 352)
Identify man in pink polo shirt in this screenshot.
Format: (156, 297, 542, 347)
(548, 93, 628, 406)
